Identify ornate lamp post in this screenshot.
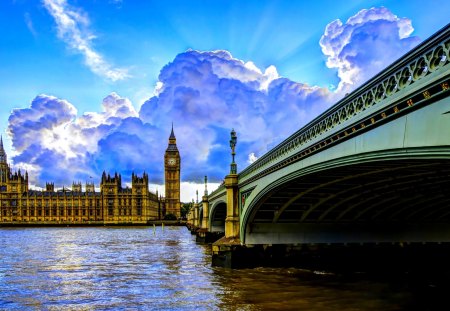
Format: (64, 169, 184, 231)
(229, 128, 237, 174)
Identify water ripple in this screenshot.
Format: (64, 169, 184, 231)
(0, 227, 420, 310)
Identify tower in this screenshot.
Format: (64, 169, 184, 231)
(0, 136, 28, 194)
(0, 136, 8, 185)
(164, 124, 181, 218)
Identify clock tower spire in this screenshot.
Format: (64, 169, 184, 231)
(164, 124, 181, 218)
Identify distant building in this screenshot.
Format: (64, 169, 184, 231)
(0, 128, 179, 225)
(164, 124, 181, 218)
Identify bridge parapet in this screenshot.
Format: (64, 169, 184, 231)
(208, 184, 226, 202)
(238, 24, 450, 186)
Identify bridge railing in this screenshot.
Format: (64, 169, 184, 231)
(238, 23, 450, 182)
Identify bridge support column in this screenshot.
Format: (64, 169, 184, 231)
(201, 196, 209, 230)
(224, 174, 239, 239)
(212, 174, 242, 266)
(186, 209, 193, 231)
(194, 202, 200, 227)
(196, 196, 219, 243)
(189, 202, 200, 234)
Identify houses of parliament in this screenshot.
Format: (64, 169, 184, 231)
(0, 127, 181, 225)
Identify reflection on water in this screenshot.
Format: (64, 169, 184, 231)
(0, 227, 442, 310)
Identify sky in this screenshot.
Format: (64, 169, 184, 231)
(0, 0, 449, 202)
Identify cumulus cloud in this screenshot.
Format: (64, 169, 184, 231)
(7, 7, 422, 200)
(319, 7, 420, 92)
(139, 49, 332, 181)
(8, 93, 154, 186)
(43, 0, 130, 81)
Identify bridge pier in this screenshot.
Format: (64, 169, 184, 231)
(224, 174, 239, 239)
(213, 242, 450, 270)
(186, 201, 200, 234)
(212, 173, 242, 265)
(196, 196, 208, 242)
(196, 230, 224, 244)
(195, 195, 222, 243)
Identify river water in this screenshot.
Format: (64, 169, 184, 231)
(0, 227, 444, 310)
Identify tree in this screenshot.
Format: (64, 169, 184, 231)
(180, 202, 192, 219)
(163, 213, 177, 220)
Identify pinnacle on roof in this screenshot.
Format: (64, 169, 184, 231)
(169, 122, 176, 140)
(0, 135, 7, 163)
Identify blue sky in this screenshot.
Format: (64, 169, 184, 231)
(1, 0, 449, 201)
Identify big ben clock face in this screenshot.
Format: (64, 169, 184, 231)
(167, 158, 176, 166)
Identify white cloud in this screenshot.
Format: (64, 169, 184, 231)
(24, 12, 37, 37)
(319, 7, 420, 93)
(178, 181, 222, 203)
(248, 153, 258, 164)
(43, 0, 130, 81)
(7, 93, 148, 185)
(139, 49, 331, 182)
(8, 7, 422, 192)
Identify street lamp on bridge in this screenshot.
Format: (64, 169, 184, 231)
(229, 128, 237, 174)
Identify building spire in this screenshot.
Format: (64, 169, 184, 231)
(0, 135, 7, 164)
(169, 122, 176, 140)
(167, 122, 178, 151)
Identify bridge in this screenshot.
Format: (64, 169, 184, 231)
(187, 24, 450, 268)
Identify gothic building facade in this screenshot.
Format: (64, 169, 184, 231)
(0, 127, 181, 225)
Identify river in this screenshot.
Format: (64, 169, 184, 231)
(0, 227, 445, 310)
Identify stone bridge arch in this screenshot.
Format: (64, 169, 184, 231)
(241, 149, 450, 245)
(209, 201, 226, 233)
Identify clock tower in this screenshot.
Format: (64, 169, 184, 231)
(164, 124, 181, 218)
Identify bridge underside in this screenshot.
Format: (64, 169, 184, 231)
(246, 158, 450, 244)
(210, 202, 226, 233)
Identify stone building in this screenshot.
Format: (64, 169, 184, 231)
(0, 127, 183, 225)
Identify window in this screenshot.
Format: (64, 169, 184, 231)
(108, 199, 114, 216)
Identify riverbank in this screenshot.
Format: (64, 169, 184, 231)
(0, 220, 186, 227)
